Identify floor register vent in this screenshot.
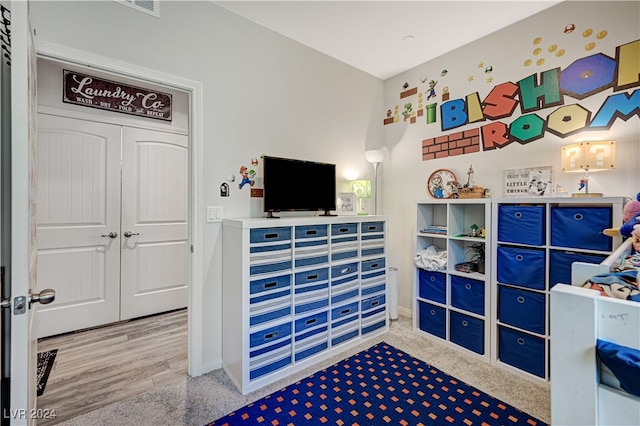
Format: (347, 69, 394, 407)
(116, 0, 159, 18)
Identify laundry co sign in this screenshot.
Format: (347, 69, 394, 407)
(63, 69, 172, 121)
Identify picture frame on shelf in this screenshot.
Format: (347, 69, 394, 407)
(337, 192, 357, 215)
(504, 166, 553, 198)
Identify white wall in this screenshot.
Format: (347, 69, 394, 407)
(381, 1, 640, 314)
(29, 1, 383, 370)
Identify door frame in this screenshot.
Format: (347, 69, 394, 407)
(35, 41, 206, 376)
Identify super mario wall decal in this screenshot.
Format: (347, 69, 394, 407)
(381, 19, 635, 162)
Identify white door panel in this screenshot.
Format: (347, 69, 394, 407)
(35, 114, 121, 338)
(121, 127, 188, 320)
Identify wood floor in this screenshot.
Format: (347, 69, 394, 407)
(36, 309, 188, 426)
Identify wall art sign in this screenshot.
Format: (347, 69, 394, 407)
(63, 69, 172, 121)
(504, 166, 554, 198)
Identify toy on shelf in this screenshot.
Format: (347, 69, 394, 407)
(456, 165, 485, 198)
(603, 193, 640, 252)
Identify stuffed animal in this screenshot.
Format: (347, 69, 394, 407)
(604, 193, 640, 239)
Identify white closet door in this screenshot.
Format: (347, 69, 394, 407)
(120, 127, 189, 320)
(35, 114, 122, 337)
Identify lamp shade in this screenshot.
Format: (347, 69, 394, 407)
(350, 180, 372, 198)
(364, 149, 386, 164)
(561, 141, 615, 172)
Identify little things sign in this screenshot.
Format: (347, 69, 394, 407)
(63, 69, 172, 121)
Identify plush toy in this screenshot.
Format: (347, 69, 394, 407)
(604, 193, 640, 238)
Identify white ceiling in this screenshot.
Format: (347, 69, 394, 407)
(214, 1, 562, 80)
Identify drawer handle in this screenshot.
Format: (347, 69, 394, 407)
(462, 320, 468, 327)
(430, 276, 436, 282)
(339, 228, 349, 233)
(517, 338, 526, 345)
(306, 230, 317, 235)
(517, 296, 525, 303)
(265, 331, 279, 340)
(515, 255, 524, 261)
(265, 233, 278, 239)
(514, 212, 523, 219)
(341, 267, 351, 274)
(371, 301, 379, 307)
(574, 213, 583, 221)
(430, 309, 436, 315)
(368, 225, 376, 230)
(306, 318, 317, 325)
(371, 263, 379, 268)
(307, 274, 318, 280)
(264, 282, 277, 289)
(341, 308, 352, 315)
(465, 283, 472, 290)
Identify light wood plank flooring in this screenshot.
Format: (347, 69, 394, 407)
(36, 309, 187, 426)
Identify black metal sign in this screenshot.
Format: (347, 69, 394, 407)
(63, 69, 172, 121)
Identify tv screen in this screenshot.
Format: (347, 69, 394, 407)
(263, 155, 336, 216)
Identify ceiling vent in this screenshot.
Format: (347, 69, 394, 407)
(116, 0, 159, 18)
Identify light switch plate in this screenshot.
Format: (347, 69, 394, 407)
(207, 206, 223, 222)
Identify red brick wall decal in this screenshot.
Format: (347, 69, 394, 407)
(422, 128, 481, 161)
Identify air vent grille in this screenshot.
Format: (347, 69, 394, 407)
(116, 0, 159, 18)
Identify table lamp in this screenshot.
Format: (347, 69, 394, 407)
(350, 179, 371, 215)
(561, 141, 615, 197)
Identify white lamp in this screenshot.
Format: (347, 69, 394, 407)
(364, 149, 386, 215)
(561, 141, 615, 197)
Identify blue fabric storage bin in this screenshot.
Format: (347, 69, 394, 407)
(497, 246, 545, 290)
(449, 311, 484, 355)
(551, 206, 612, 251)
(499, 326, 545, 378)
(418, 269, 446, 304)
(419, 301, 446, 339)
(498, 286, 545, 334)
(498, 205, 545, 245)
(450, 275, 484, 315)
(549, 250, 607, 288)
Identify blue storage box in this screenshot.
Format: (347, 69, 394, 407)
(249, 227, 292, 275)
(449, 311, 484, 355)
(330, 262, 359, 304)
(551, 206, 612, 251)
(549, 250, 607, 288)
(294, 311, 328, 362)
(418, 301, 446, 339)
(330, 223, 358, 261)
(418, 269, 446, 304)
(498, 205, 545, 245)
(499, 326, 545, 378)
(450, 275, 484, 315)
(294, 268, 329, 315)
(249, 322, 292, 380)
(497, 246, 545, 290)
(498, 286, 545, 334)
(249, 274, 292, 327)
(361, 222, 385, 257)
(331, 301, 360, 346)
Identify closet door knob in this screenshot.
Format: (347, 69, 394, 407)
(124, 231, 140, 237)
(101, 231, 118, 238)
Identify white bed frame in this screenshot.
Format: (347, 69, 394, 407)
(551, 238, 640, 425)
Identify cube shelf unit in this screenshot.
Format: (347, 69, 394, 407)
(414, 198, 491, 361)
(491, 197, 625, 382)
(222, 215, 388, 394)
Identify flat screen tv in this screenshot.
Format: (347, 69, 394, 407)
(263, 155, 336, 218)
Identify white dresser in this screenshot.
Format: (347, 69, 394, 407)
(222, 216, 388, 394)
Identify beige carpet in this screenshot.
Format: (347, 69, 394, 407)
(55, 314, 550, 425)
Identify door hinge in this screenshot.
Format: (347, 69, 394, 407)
(190, 245, 194, 253)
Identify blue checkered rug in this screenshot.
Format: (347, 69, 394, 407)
(209, 342, 546, 425)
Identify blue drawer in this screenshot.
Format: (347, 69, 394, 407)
(549, 250, 607, 288)
(250, 322, 292, 349)
(498, 286, 545, 334)
(450, 311, 484, 355)
(249, 322, 292, 380)
(418, 301, 446, 340)
(361, 222, 385, 257)
(499, 326, 545, 378)
(361, 294, 386, 335)
(295, 225, 328, 239)
(450, 275, 484, 315)
(331, 223, 358, 261)
(294, 311, 329, 362)
(331, 301, 360, 346)
(418, 269, 446, 304)
(361, 221, 384, 234)
(361, 294, 385, 314)
(361, 258, 385, 275)
(249, 228, 292, 275)
(249, 274, 292, 327)
(497, 246, 545, 290)
(551, 206, 612, 251)
(250, 227, 292, 243)
(330, 262, 359, 304)
(498, 205, 545, 245)
(294, 268, 329, 315)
